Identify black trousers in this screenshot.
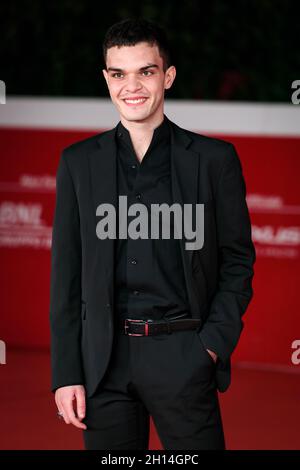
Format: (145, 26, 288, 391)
(82, 326, 225, 450)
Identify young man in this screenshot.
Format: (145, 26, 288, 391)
(50, 18, 256, 450)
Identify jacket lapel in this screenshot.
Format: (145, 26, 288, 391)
(168, 119, 199, 270)
(168, 120, 203, 317)
(88, 128, 117, 303)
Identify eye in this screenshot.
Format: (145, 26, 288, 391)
(142, 70, 153, 76)
(112, 72, 124, 79)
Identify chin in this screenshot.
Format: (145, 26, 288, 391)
(121, 109, 152, 123)
(117, 101, 155, 120)
(124, 114, 149, 122)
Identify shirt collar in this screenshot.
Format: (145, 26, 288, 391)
(116, 114, 170, 153)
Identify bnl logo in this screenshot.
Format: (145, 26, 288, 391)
(0, 340, 6, 364)
(0, 80, 6, 104)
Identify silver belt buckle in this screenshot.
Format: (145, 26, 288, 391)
(124, 318, 151, 336)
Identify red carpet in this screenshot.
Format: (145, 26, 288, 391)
(1, 349, 299, 449)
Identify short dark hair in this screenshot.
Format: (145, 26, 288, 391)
(102, 18, 172, 71)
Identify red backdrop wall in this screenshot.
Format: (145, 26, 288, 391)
(0, 127, 299, 368)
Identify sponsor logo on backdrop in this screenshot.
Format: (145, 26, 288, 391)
(0, 340, 6, 364)
(0, 201, 52, 249)
(247, 194, 300, 215)
(20, 174, 56, 191)
(247, 193, 300, 259)
(252, 226, 300, 258)
(0, 174, 56, 193)
(0, 173, 55, 249)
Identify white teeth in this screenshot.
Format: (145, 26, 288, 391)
(124, 98, 146, 104)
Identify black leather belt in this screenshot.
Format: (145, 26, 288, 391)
(119, 318, 202, 336)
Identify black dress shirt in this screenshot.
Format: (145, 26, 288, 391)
(114, 115, 190, 322)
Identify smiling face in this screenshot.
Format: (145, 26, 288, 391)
(102, 42, 176, 127)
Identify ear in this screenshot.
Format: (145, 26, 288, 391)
(164, 66, 176, 90)
(102, 69, 109, 86)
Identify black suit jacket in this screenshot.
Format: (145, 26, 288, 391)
(49, 116, 256, 398)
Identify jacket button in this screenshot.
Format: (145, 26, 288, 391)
(106, 303, 111, 308)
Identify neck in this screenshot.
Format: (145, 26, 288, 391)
(120, 111, 164, 137)
(120, 112, 165, 162)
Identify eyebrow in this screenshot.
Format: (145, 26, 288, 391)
(107, 64, 159, 72)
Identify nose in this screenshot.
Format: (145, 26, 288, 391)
(125, 74, 142, 93)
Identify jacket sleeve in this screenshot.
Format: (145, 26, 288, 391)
(199, 143, 256, 363)
(49, 150, 84, 392)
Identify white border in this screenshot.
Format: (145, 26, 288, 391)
(0, 96, 300, 136)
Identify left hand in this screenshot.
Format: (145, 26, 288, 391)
(206, 349, 218, 363)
